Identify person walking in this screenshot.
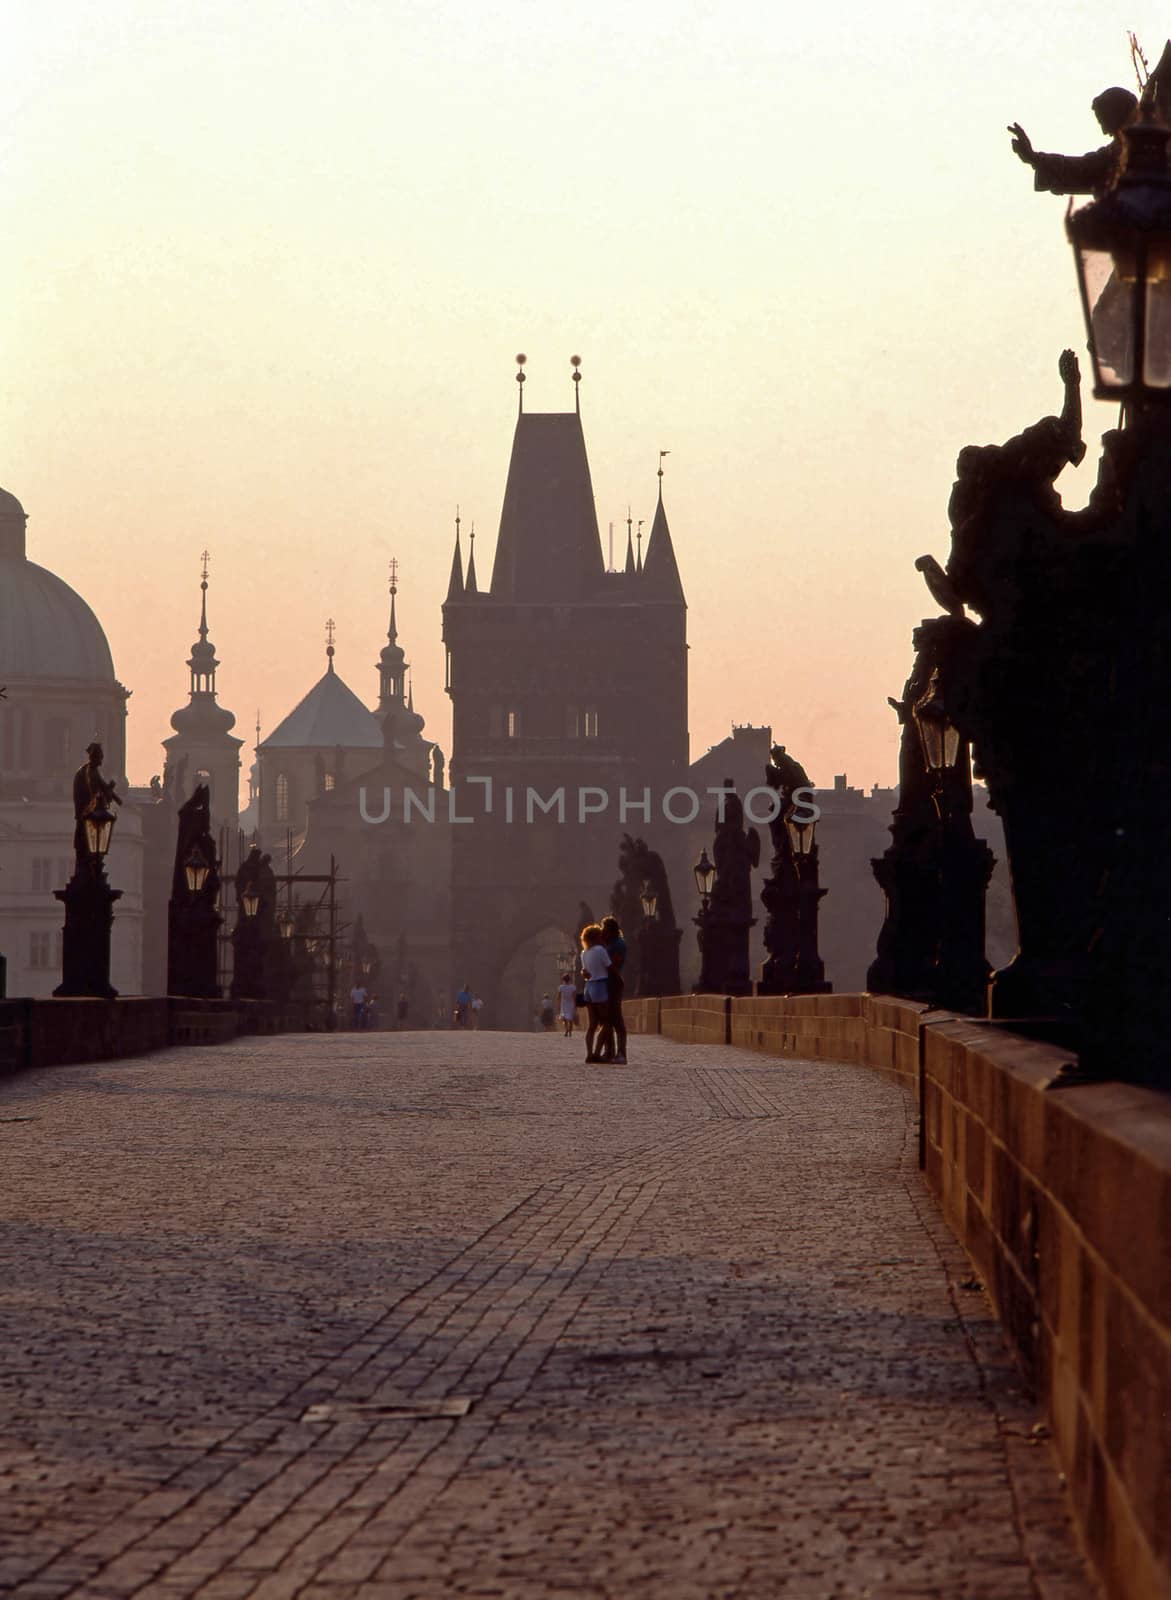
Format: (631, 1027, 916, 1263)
(454, 982, 472, 1027)
(600, 916, 628, 1064)
(349, 982, 369, 1030)
(396, 992, 408, 1030)
(579, 924, 613, 1063)
(557, 971, 577, 1037)
(471, 994, 483, 1029)
(539, 993, 555, 1032)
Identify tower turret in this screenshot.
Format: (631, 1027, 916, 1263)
(163, 552, 243, 831)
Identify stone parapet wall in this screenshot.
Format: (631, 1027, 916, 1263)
(922, 1019, 1170, 1600)
(623, 990, 1171, 1600)
(0, 996, 316, 1075)
(624, 992, 923, 1078)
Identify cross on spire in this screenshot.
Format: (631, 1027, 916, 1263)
(197, 549, 211, 640)
(388, 556, 399, 594)
(658, 449, 670, 482)
(325, 617, 336, 671)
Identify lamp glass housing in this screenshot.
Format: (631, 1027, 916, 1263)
(693, 849, 716, 900)
(277, 909, 295, 940)
(240, 887, 260, 918)
(1066, 124, 1171, 398)
(640, 882, 658, 920)
(1077, 246, 1136, 388)
(84, 804, 116, 859)
(184, 849, 210, 894)
(786, 817, 816, 855)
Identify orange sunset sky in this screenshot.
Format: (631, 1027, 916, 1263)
(4, 0, 1162, 798)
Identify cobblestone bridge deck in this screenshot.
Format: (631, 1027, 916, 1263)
(1, 1032, 1097, 1599)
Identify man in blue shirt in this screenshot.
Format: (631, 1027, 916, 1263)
(600, 917, 628, 1064)
(454, 983, 472, 1027)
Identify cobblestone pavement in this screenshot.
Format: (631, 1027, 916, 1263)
(1, 1031, 1097, 1599)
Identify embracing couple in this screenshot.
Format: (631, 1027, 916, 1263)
(578, 916, 628, 1065)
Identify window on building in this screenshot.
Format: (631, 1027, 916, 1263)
(507, 709, 521, 739)
(584, 708, 599, 739)
(276, 773, 289, 823)
(29, 931, 51, 969)
(31, 858, 53, 892)
(324, 773, 335, 792)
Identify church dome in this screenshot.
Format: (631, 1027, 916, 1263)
(0, 554, 117, 683)
(0, 486, 116, 682)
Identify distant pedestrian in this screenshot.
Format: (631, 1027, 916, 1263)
(579, 924, 613, 1063)
(600, 915, 628, 1064)
(396, 992, 408, 1030)
(539, 993, 555, 1032)
(349, 983, 369, 1030)
(557, 972, 578, 1037)
(471, 994, 483, 1029)
(454, 982, 472, 1027)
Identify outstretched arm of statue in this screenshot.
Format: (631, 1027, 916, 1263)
(1007, 122, 1035, 165)
(1058, 348, 1086, 465)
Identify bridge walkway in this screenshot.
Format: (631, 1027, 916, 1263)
(0, 1031, 1095, 1598)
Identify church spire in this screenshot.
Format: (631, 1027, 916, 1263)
(378, 561, 408, 711)
(446, 507, 465, 602)
(465, 523, 479, 594)
(165, 550, 241, 808)
(641, 458, 685, 604)
(624, 509, 636, 575)
(387, 556, 399, 644)
(186, 550, 221, 699)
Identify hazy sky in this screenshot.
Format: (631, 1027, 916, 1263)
(5, 1, 1165, 794)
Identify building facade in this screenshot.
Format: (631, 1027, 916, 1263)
(0, 487, 145, 996)
(442, 399, 689, 1023)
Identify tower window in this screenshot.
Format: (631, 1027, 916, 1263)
(276, 773, 290, 823)
(29, 931, 51, 969)
(507, 709, 521, 739)
(324, 773, 335, 792)
(583, 708, 599, 739)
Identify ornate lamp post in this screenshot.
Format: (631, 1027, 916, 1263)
(230, 846, 268, 1002)
(693, 847, 718, 992)
(167, 786, 221, 999)
(54, 789, 121, 1000)
(789, 813, 831, 996)
(1060, 108, 1171, 1082)
(759, 744, 830, 996)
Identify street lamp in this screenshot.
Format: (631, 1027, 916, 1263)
(640, 881, 659, 920)
(1067, 118, 1171, 399)
(84, 799, 117, 861)
(912, 669, 961, 773)
(277, 908, 296, 940)
(183, 844, 211, 895)
(239, 885, 260, 918)
(786, 816, 817, 856)
(693, 848, 716, 907)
